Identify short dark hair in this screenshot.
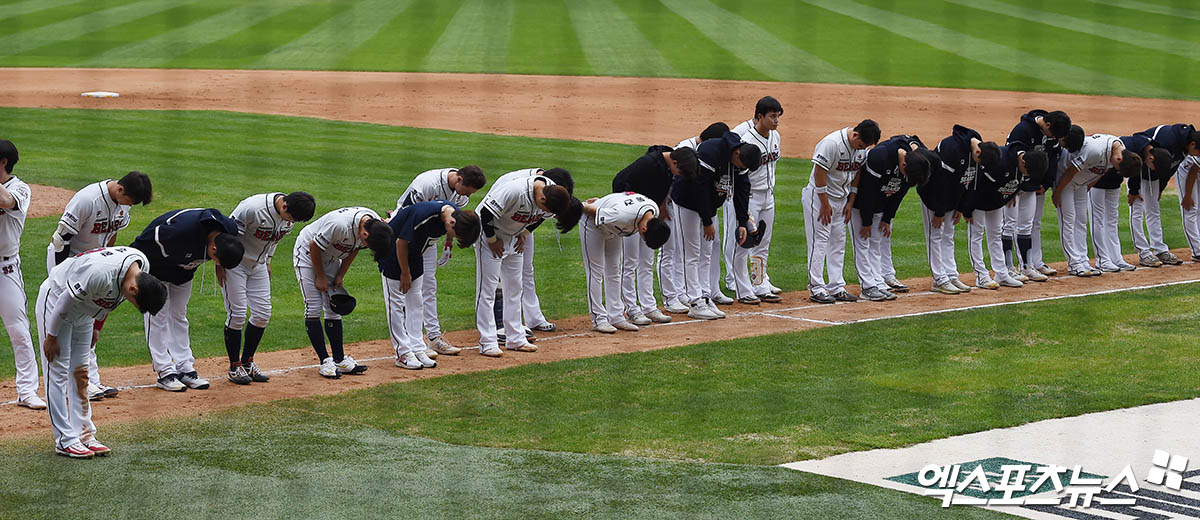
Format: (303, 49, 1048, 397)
(699, 122, 729, 142)
(452, 209, 481, 248)
(1118, 149, 1143, 178)
(1045, 111, 1071, 139)
(363, 218, 393, 262)
(978, 142, 1002, 175)
(542, 168, 574, 195)
(736, 143, 762, 171)
(1022, 150, 1048, 185)
(134, 271, 167, 316)
(118, 171, 153, 205)
(643, 218, 670, 249)
(0, 140, 18, 174)
(458, 165, 486, 189)
(555, 197, 583, 234)
(670, 146, 698, 178)
(1150, 148, 1174, 179)
(754, 96, 783, 117)
(1187, 129, 1200, 149)
(855, 119, 881, 146)
(1065, 125, 1085, 153)
(213, 232, 245, 268)
(903, 149, 935, 187)
(284, 191, 316, 221)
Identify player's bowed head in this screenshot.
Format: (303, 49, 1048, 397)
(443, 206, 482, 248)
(899, 148, 937, 187)
(282, 191, 317, 222)
(209, 232, 245, 269)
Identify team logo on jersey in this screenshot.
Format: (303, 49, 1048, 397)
(836, 159, 863, 172)
(254, 228, 289, 242)
(180, 259, 205, 271)
(92, 297, 119, 310)
(999, 178, 1020, 197)
(882, 176, 904, 196)
(961, 166, 977, 187)
(1089, 166, 1107, 174)
(761, 150, 780, 164)
(91, 220, 118, 234)
(510, 213, 537, 224)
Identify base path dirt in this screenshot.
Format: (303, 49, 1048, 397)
(2, 251, 1197, 440)
(3, 68, 1199, 158)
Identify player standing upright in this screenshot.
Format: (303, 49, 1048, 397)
(47, 171, 152, 401)
(1053, 132, 1143, 276)
(728, 96, 784, 303)
(219, 192, 316, 385)
(0, 140, 43, 410)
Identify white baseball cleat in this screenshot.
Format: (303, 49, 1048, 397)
(705, 298, 726, 318)
(336, 356, 368, 375)
(1021, 267, 1048, 282)
(627, 313, 652, 326)
(428, 336, 460, 356)
(1117, 262, 1137, 271)
(975, 275, 1000, 290)
(56, 443, 95, 459)
(1037, 264, 1058, 276)
(687, 301, 720, 320)
(179, 372, 210, 390)
(17, 395, 47, 410)
(592, 322, 618, 334)
(1009, 270, 1030, 283)
(663, 299, 689, 314)
(479, 345, 504, 358)
(414, 350, 437, 368)
(949, 278, 972, 292)
(710, 293, 735, 305)
(644, 309, 672, 323)
(997, 275, 1024, 288)
(396, 352, 423, 370)
(766, 282, 783, 295)
(318, 358, 341, 378)
(613, 320, 639, 332)
(932, 281, 962, 295)
(83, 439, 111, 456)
(86, 382, 105, 401)
(155, 374, 187, 392)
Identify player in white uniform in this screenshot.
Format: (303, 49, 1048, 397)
(579, 192, 669, 333)
(1053, 131, 1143, 276)
(0, 141, 43, 410)
(219, 192, 315, 385)
(727, 96, 784, 304)
(293, 207, 393, 378)
(802, 121, 879, 304)
(36, 246, 166, 458)
(395, 166, 485, 356)
(1177, 155, 1200, 260)
(46, 171, 152, 400)
(475, 174, 580, 357)
(661, 123, 728, 314)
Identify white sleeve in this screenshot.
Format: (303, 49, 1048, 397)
(312, 217, 339, 251)
(811, 138, 836, 171)
(7, 182, 30, 217)
(482, 183, 518, 218)
(115, 207, 131, 232)
(59, 193, 90, 235)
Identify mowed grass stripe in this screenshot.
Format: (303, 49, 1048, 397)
(423, 0, 515, 73)
(0, 0, 85, 24)
(506, 0, 590, 76)
(0, 0, 204, 59)
(800, 0, 1180, 99)
(658, 0, 866, 84)
(335, 0, 462, 71)
(1089, 0, 1200, 21)
(77, 2, 299, 67)
(253, 0, 415, 70)
(563, 0, 678, 77)
(609, 0, 765, 80)
(948, 0, 1199, 59)
(161, 3, 352, 69)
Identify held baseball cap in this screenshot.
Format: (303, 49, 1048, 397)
(739, 220, 768, 249)
(328, 287, 357, 316)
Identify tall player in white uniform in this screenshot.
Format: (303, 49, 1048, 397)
(802, 121, 879, 304)
(219, 191, 315, 385)
(0, 141, 43, 410)
(47, 171, 152, 401)
(579, 192, 670, 333)
(396, 166, 486, 355)
(36, 246, 166, 458)
(1052, 132, 1142, 276)
(727, 96, 784, 304)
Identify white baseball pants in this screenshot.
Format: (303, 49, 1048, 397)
(725, 189, 775, 298)
(676, 205, 713, 304)
(802, 187, 848, 295)
(967, 209, 1006, 280)
(580, 218, 624, 326)
(144, 280, 197, 378)
(1088, 188, 1123, 269)
(419, 246, 445, 339)
(382, 274, 426, 356)
(1177, 164, 1200, 257)
(1, 256, 38, 400)
(850, 211, 890, 291)
(293, 256, 344, 320)
(518, 238, 550, 328)
(46, 249, 104, 387)
(221, 262, 271, 330)
(621, 234, 655, 317)
(920, 204, 958, 285)
(1015, 191, 1047, 268)
(657, 200, 685, 304)
(706, 212, 723, 297)
(474, 238, 525, 350)
(36, 281, 96, 450)
(1001, 203, 1018, 271)
(1130, 178, 1168, 256)
(1056, 184, 1093, 272)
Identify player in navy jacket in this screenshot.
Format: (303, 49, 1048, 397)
(963, 145, 1046, 290)
(131, 208, 243, 392)
(850, 134, 935, 301)
(1129, 125, 1198, 266)
(1006, 109, 1071, 280)
(924, 125, 999, 294)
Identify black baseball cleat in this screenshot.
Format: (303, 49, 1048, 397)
(831, 290, 859, 302)
(809, 292, 835, 304)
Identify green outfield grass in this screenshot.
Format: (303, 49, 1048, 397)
(2, 0, 1198, 99)
(0, 106, 1190, 379)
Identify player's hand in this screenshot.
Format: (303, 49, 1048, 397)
(737, 226, 747, 246)
(314, 276, 330, 293)
(1037, 187, 1046, 195)
(215, 265, 226, 287)
(1128, 193, 1142, 205)
(489, 239, 505, 258)
(267, 264, 272, 279)
(932, 215, 944, 228)
(818, 199, 832, 225)
(585, 197, 598, 204)
(952, 211, 962, 225)
(859, 226, 872, 239)
(879, 221, 891, 238)
(514, 233, 526, 253)
(438, 243, 453, 266)
(1052, 191, 1062, 208)
(400, 271, 412, 293)
(1007, 198, 1017, 208)
(842, 204, 853, 224)
(43, 336, 60, 363)
(703, 224, 716, 241)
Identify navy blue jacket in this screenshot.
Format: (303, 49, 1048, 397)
(1136, 123, 1195, 162)
(855, 135, 924, 226)
(961, 145, 1020, 216)
(379, 201, 454, 281)
(131, 208, 238, 285)
(1006, 110, 1060, 191)
(670, 132, 750, 227)
(613, 145, 674, 204)
(923, 125, 979, 217)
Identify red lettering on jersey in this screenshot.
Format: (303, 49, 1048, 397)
(510, 213, 535, 224)
(92, 298, 119, 310)
(254, 229, 289, 242)
(333, 243, 355, 253)
(90, 220, 116, 234)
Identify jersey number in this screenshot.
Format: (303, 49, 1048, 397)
(1, 265, 12, 275)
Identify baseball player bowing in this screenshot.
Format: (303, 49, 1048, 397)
(924, 125, 996, 295)
(475, 173, 580, 357)
(37, 246, 166, 458)
(1053, 132, 1143, 277)
(131, 208, 245, 392)
(662, 123, 729, 314)
(1091, 135, 1161, 271)
(218, 192, 316, 385)
(851, 135, 935, 301)
(293, 207, 393, 378)
(0, 141, 44, 410)
(378, 201, 480, 369)
(612, 144, 697, 325)
(47, 170, 153, 401)
(580, 192, 671, 333)
(672, 131, 759, 320)
(727, 96, 784, 304)
(1130, 124, 1199, 267)
(1177, 155, 1200, 260)
(803, 120, 880, 304)
(395, 166, 486, 356)
(961, 144, 1046, 289)
(1005, 110, 1071, 282)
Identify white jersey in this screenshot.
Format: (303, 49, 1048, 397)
(676, 137, 700, 151)
(231, 193, 293, 269)
(593, 192, 658, 239)
(493, 168, 544, 188)
(809, 128, 868, 200)
(733, 119, 781, 190)
(1070, 134, 1120, 186)
(397, 168, 470, 210)
(0, 176, 31, 257)
(47, 246, 146, 322)
(58, 180, 131, 254)
(479, 174, 554, 241)
(295, 207, 380, 266)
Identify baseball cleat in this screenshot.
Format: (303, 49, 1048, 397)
(86, 383, 105, 401)
(831, 290, 858, 302)
(592, 322, 618, 334)
(705, 298, 727, 318)
(414, 351, 437, 368)
(808, 292, 835, 304)
(687, 301, 721, 320)
(227, 366, 252, 385)
(318, 358, 341, 378)
(884, 278, 909, 293)
(1192, 254, 1200, 262)
(98, 384, 119, 398)
(767, 283, 783, 295)
(738, 295, 761, 305)
(1158, 251, 1184, 265)
(424, 348, 438, 359)
(530, 322, 557, 332)
(17, 395, 47, 410)
(756, 292, 783, 303)
(1021, 268, 1048, 282)
(861, 287, 890, 302)
(245, 361, 270, 382)
(1090, 267, 1103, 276)
(645, 309, 673, 323)
(613, 320, 640, 332)
(949, 278, 972, 292)
(1068, 268, 1095, 277)
(1139, 252, 1163, 267)
(710, 293, 735, 305)
(428, 336, 461, 356)
(396, 352, 423, 370)
(56, 444, 95, 459)
(155, 374, 187, 392)
(1037, 264, 1058, 276)
(997, 276, 1024, 288)
(479, 346, 504, 358)
(627, 313, 652, 326)
(335, 356, 368, 375)
(663, 299, 690, 314)
(1009, 270, 1030, 283)
(1117, 262, 1137, 272)
(505, 342, 537, 352)
(179, 372, 210, 390)
(975, 276, 1000, 290)
(83, 440, 111, 457)
(1098, 264, 1120, 273)
(932, 281, 962, 295)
